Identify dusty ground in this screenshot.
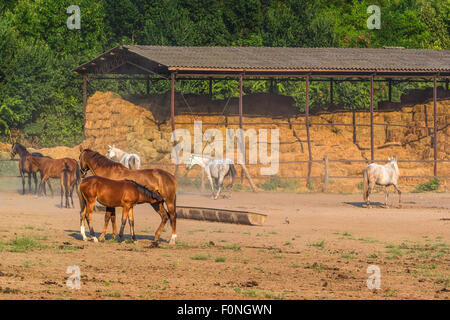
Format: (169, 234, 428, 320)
(0, 186, 448, 300)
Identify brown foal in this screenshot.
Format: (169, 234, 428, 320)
(79, 147, 178, 245)
(78, 176, 163, 242)
(29, 155, 80, 208)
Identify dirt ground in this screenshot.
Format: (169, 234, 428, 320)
(0, 186, 448, 300)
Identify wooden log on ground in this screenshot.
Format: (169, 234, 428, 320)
(176, 206, 267, 226)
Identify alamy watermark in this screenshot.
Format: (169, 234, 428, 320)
(66, 5, 81, 30)
(366, 265, 381, 290)
(66, 265, 81, 290)
(171, 121, 279, 175)
(367, 5, 381, 30)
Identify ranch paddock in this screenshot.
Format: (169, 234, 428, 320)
(0, 189, 448, 300)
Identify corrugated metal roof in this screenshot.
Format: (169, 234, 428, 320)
(74, 45, 450, 76)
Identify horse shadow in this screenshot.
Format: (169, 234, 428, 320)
(344, 201, 384, 208)
(64, 229, 169, 243)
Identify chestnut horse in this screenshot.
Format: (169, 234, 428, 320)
(79, 147, 178, 245)
(78, 176, 163, 242)
(29, 155, 80, 208)
(10, 142, 50, 194)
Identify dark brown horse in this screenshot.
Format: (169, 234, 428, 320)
(29, 155, 80, 208)
(79, 147, 178, 245)
(78, 176, 163, 242)
(10, 142, 50, 194)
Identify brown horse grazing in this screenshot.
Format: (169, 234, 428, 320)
(78, 176, 163, 242)
(29, 155, 80, 208)
(79, 147, 178, 245)
(10, 142, 50, 194)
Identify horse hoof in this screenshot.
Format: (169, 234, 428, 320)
(82, 238, 88, 242)
(151, 241, 159, 247)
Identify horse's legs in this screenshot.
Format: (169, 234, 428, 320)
(206, 171, 215, 198)
(28, 172, 32, 194)
(128, 207, 136, 242)
(165, 197, 177, 245)
(69, 179, 76, 208)
(66, 174, 73, 208)
(99, 208, 112, 241)
(20, 170, 25, 195)
(41, 172, 47, 196)
(151, 202, 168, 244)
(215, 175, 225, 200)
(33, 172, 38, 194)
(86, 202, 98, 242)
(118, 206, 130, 242)
(80, 197, 89, 241)
(110, 209, 117, 239)
(46, 179, 54, 197)
(366, 181, 375, 208)
(393, 183, 402, 204)
(384, 186, 389, 207)
(60, 175, 65, 208)
(39, 176, 49, 197)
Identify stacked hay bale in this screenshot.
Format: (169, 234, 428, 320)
(79, 91, 449, 193)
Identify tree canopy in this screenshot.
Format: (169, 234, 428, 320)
(0, 0, 448, 146)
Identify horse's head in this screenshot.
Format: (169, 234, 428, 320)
(388, 155, 399, 175)
(106, 145, 121, 160)
(78, 147, 91, 177)
(10, 142, 18, 159)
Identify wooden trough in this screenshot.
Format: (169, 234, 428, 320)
(176, 206, 267, 226)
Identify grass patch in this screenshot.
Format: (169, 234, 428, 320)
(104, 291, 121, 298)
(190, 254, 209, 261)
(6, 235, 47, 252)
(215, 256, 226, 263)
(340, 252, 356, 259)
(257, 176, 299, 192)
(188, 228, 206, 235)
(385, 289, 397, 297)
(308, 240, 326, 249)
(222, 243, 241, 251)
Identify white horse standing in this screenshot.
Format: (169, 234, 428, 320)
(106, 145, 141, 170)
(186, 154, 236, 200)
(362, 156, 402, 208)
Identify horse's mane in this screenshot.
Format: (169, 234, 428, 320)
(125, 179, 163, 202)
(84, 149, 127, 169)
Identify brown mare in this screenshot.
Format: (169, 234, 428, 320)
(10, 142, 50, 194)
(79, 147, 178, 245)
(29, 155, 80, 208)
(78, 176, 163, 242)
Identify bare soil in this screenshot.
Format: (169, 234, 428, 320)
(0, 188, 448, 300)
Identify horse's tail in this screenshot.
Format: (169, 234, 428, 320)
(362, 168, 369, 202)
(75, 162, 81, 187)
(125, 179, 163, 203)
(135, 156, 141, 170)
(128, 155, 141, 170)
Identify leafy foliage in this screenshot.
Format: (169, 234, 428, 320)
(414, 178, 440, 192)
(0, 0, 447, 146)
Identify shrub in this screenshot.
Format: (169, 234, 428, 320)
(414, 178, 440, 192)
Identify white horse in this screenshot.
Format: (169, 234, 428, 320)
(106, 145, 141, 170)
(362, 156, 401, 208)
(186, 154, 236, 200)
